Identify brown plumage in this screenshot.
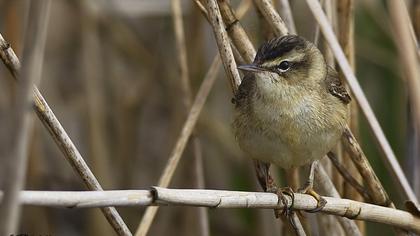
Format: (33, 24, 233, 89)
(233, 35, 350, 169)
(325, 67, 351, 104)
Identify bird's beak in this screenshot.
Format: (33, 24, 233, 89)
(237, 64, 265, 72)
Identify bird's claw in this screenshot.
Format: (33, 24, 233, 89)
(267, 186, 295, 218)
(298, 183, 326, 213)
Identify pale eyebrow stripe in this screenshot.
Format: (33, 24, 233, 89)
(261, 52, 305, 67)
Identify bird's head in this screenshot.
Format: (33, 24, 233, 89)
(238, 35, 327, 89)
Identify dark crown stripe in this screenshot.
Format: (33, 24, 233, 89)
(254, 35, 306, 63)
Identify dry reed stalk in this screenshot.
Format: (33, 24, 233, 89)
(277, 0, 296, 34)
(218, 0, 255, 63)
(171, 0, 210, 235)
(226, 2, 337, 233)
(214, 1, 353, 234)
(341, 128, 392, 206)
(336, 2, 365, 232)
(283, 2, 336, 233)
(253, 0, 288, 36)
(327, 153, 370, 201)
(201, 0, 305, 233)
(388, 1, 420, 157)
(193, 0, 210, 21)
(199, 0, 412, 234)
(192, 141, 210, 236)
(410, 0, 420, 201)
(305, 0, 418, 204)
(321, 0, 340, 199)
(322, 0, 335, 67)
(289, 213, 306, 236)
(315, 165, 361, 236)
(341, 127, 408, 236)
(206, 0, 241, 93)
(216, 0, 307, 233)
(0, 16, 132, 236)
(193, 0, 252, 64)
(388, 0, 420, 216)
(414, 1, 420, 39)
(254, 0, 275, 40)
(135, 2, 252, 234)
(80, 6, 117, 235)
(0, 2, 50, 235)
(4, 188, 420, 234)
(252, 0, 304, 205)
(135, 56, 221, 236)
(336, 0, 359, 198)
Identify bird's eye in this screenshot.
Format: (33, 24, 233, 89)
(277, 61, 290, 72)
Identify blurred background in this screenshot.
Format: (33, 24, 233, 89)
(0, 0, 418, 235)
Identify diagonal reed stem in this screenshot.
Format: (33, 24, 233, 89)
(207, 0, 241, 93)
(0, 16, 132, 236)
(136, 0, 211, 236)
(135, 56, 221, 236)
(253, 0, 288, 36)
(0, 1, 50, 235)
(135, 1, 252, 235)
(305, 0, 418, 204)
(172, 0, 209, 234)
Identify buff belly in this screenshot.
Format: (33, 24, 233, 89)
(234, 110, 345, 169)
(236, 125, 341, 169)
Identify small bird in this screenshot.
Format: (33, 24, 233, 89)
(233, 35, 350, 212)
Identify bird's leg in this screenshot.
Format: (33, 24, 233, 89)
(253, 160, 295, 218)
(253, 159, 271, 192)
(298, 161, 327, 212)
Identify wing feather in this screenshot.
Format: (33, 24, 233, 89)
(325, 67, 351, 104)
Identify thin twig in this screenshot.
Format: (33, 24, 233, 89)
(172, 0, 193, 110)
(336, 3, 365, 233)
(253, 0, 288, 36)
(388, 1, 420, 217)
(135, 56, 221, 236)
(206, 0, 241, 93)
(135, 2, 252, 234)
(277, 0, 296, 34)
(172, 0, 210, 235)
(388, 1, 420, 156)
(254, 0, 276, 40)
(193, 140, 210, 236)
(321, 0, 335, 66)
(327, 152, 371, 201)
(2, 188, 420, 234)
(342, 128, 410, 236)
(305, 0, 418, 204)
(214, 1, 316, 233)
(0, 17, 132, 236)
(218, 0, 255, 63)
(217, 0, 305, 233)
(316, 165, 363, 236)
(193, 0, 210, 21)
(341, 128, 391, 206)
(337, 0, 363, 209)
(0, 1, 50, 235)
(320, 0, 336, 203)
(289, 212, 306, 236)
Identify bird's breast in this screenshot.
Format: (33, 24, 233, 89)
(233, 92, 347, 169)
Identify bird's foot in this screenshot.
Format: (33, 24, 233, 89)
(267, 185, 295, 218)
(298, 182, 326, 213)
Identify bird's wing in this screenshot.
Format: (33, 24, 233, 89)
(325, 67, 351, 104)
